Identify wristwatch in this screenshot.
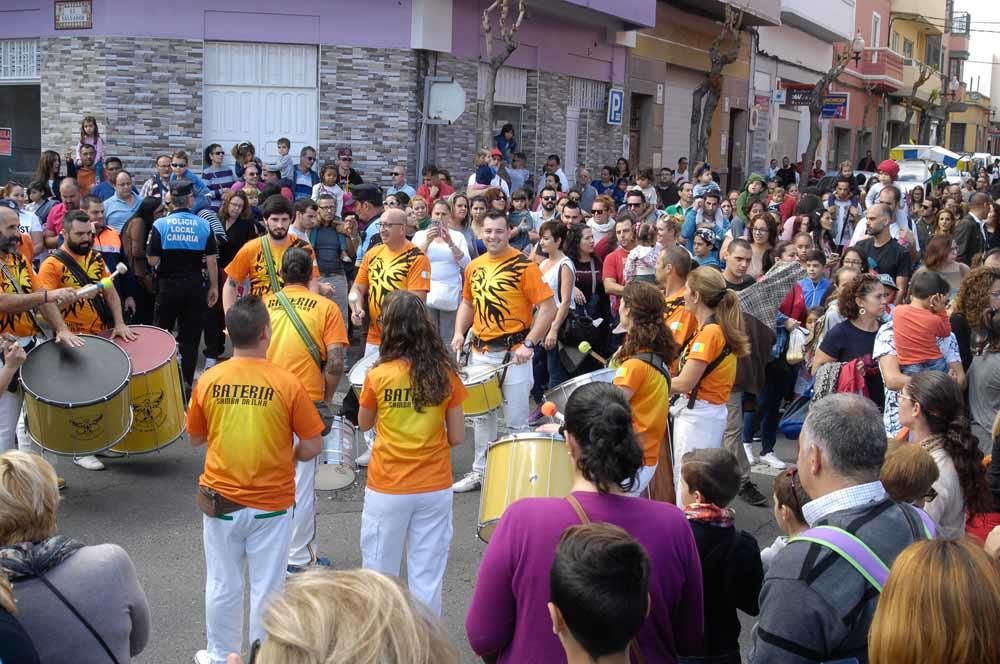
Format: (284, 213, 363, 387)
(522, 338, 536, 349)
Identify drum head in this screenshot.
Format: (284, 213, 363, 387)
(107, 325, 177, 374)
(21, 335, 131, 406)
(348, 352, 379, 388)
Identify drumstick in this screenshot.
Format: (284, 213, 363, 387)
(540, 401, 564, 424)
(578, 341, 608, 366)
(77, 263, 127, 299)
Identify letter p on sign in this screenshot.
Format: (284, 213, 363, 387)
(607, 88, 624, 126)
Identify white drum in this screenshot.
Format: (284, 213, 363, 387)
(348, 352, 379, 398)
(315, 416, 358, 491)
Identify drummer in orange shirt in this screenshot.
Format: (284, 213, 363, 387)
(655, 245, 698, 353)
(348, 207, 431, 465)
(187, 295, 324, 664)
(611, 281, 679, 497)
(263, 247, 348, 572)
(358, 290, 466, 616)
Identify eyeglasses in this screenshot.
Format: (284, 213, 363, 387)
(842, 258, 863, 266)
(245, 172, 259, 177)
(752, 227, 768, 234)
(898, 392, 914, 403)
(541, 196, 556, 202)
(381, 222, 405, 228)
(171, 163, 186, 168)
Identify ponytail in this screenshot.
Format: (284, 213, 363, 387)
(714, 289, 750, 357)
(564, 383, 642, 493)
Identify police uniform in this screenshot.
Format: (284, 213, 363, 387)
(147, 181, 218, 386)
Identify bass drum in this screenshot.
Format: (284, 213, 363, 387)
(106, 325, 186, 454)
(543, 367, 616, 415)
(21, 335, 133, 456)
(477, 433, 574, 543)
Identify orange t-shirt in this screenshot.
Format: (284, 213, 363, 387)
(186, 357, 325, 511)
(0, 250, 41, 337)
(19, 233, 34, 263)
(613, 357, 670, 466)
(75, 168, 97, 197)
(462, 247, 553, 342)
(38, 250, 111, 334)
(265, 284, 348, 401)
(224, 236, 319, 298)
(680, 323, 736, 405)
(355, 242, 431, 345)
(664, 289, 698, 350)
(359, 358, 467, 494)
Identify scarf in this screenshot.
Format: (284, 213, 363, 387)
(0, 536, 84, 581)
(684, 502, 735, 528)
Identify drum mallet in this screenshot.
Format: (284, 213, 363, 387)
(76, 263, 127, 299)
(539, 401, 564, 424)
(577, 341, 608, 366)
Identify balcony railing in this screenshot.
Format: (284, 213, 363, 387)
(860, 47, 904, 84)
(950, 11, 970, 36)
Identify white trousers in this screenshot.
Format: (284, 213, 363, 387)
(362, 343, 379, 449)
(360, 487, 453, 615)
(0, 389, 23, 452)
(628, 463, 658, 497)
(203, 507, 292, 664)
(670, 399, 728, 506)
(469, 349, 532, 476)
(288, 441, 318, 567)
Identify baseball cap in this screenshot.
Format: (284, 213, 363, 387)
(169, 180, 194, 197)
(876, 273, 898, 291)
(0, 199, 18, 212)
(352, 184, 382, 205)
(490, 148, 503, 157)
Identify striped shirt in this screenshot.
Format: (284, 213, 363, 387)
(202, 166, 237, 211)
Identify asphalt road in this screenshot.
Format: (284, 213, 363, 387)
(51, 378, 794, 663)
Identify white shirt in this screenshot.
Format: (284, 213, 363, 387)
(311, 182, 345, 217)
(849, 208, 918, 252)
(802, 481, 888, 526)
(411, 228, 470, 310)
(467, 173, 510, 197)
(18, 210, 42, 235)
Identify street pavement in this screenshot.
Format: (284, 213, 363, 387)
(52, 383, 796, 663)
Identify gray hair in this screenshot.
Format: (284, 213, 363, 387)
(802, 394, 886, 482)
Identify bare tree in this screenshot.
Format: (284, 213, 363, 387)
(801, 46, 851, 182)
(689, 5, 743, 166)
(480, 0, 526, 151)
(902, 63, 933, 143)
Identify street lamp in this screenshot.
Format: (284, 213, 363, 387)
(943, 76, 961, 100)
(851, 31, 865, 65)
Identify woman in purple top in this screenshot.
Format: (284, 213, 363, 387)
(466, 382, 705, 663)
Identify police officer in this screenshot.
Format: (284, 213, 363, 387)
(146, 180, 219, 388)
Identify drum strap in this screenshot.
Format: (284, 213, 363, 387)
(259, 236, 283, 296)
(0, 261, 45, 338)
(565, 495, 648, 664)
(52, 249, 116, 329)
(274, 289, 323, 367)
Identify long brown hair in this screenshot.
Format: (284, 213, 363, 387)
(618, 281, 678, 364)
(33, 150, 62, 187)
(686, 267, 750, 357)
(376, 290, 459, 412)
(869, 539, 1000, 664)
(218, 189, 251, 225)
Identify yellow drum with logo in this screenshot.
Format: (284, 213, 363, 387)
(20, 335, 133, 456)
(477, 433, 574, 542)
(460, 364, 503, 416)
(106, 325, 186, 454)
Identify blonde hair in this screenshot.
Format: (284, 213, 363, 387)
(686, 267, 750, 357)
(258, 569, 459, 664)
(869, 539, 1000, 664)
(0, 450, 60, 545)
(0, 571, 16, 614)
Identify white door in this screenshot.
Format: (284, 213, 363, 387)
(662, 67, 703, 169)
(203, 42, 318, 166)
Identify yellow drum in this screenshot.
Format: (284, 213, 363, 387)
(349, 352, 379, 398)
(477, 433, 574, 542)
(106, 325, 186, 454)
(460, 364, 503, 416)
(20, 335, 133, 456)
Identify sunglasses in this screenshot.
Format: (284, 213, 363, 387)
(304, 156, 315, 161)
(626, 202, 642, 208)
(390, 171, 403, 176)
(341, 156, 353, 162)
(171, 163, 186, 168)
(592, 207, 607, 213)
(211, 151, 224, 156)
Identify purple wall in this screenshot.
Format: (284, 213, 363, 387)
(0, 0, 413, 47)
(451, 0, 629, 84)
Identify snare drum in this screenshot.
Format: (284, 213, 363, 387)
(543, 368, 616, 415)
(348, 352, 379, 398)
(477, 433, 574, 542)
(106, 325, 185, 454)
(460, 364, 503, 416)
(315, 416, 358, 491)
(21, 335, 133, 456)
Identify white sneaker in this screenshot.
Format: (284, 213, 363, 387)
(759, 452, 787, 470)
(193, 650, 211, 664)
(355, 449, 371, 467)
(452, 472, 482, 493)
(743, 443, 756, 465)
(74, 455, 105, 471)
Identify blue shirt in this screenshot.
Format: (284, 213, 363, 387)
(387, 184, 416, 199)
(355, 214, 382, 266)
(90, 181, 115, 201)
(104, 194, 142, 233)
(147, 209, 217, 277)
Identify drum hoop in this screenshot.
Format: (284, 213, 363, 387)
(486, 432, 565, 448)
(476, 519, 499, 544)
(27, 408, 135, 457)
(20, 334, 133, 407)
(461, 367, 502, 387)
(110, 428, 184, 456)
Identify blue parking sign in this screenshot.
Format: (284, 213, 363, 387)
(607, 88, 624, 126)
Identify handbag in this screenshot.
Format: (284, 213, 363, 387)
(555, 258, 595, 347)
(786, 326, 807, 365)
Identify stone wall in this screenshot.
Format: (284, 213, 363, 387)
(40, 37, 204, 180)
(318, 46, 421, 189)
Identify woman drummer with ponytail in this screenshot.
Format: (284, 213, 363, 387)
(467, 382, 704, 664)
(611, 281, 679, 496)
(357, 290, 467, 616)
(669, 267, 750, 503)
